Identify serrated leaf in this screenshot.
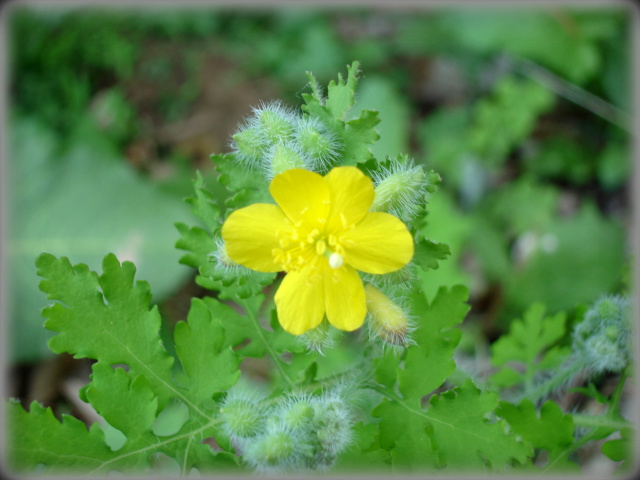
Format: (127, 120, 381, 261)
(185, 170, 221, 232)
(374, 381, 532, 472)
(491, 303, 566, 367)
(374, 398, 438, 471)
(341, 109, 381, 165)
(424, 382, 533, 470)
(489, 303, 568, 392)
(371, 287, 530, 471)
(496, 399, 577, 471)
(355, 75, 410, 160)
(325, 60, 359, 120)
(175, 222, 216, 270)
(84, 363, 158, 440)
(412, 235, 451, 273)
(37, 253, 176, 407)
(397, 286, 468, 399)
(7, 400, 118, 473)
(174, 298, 241, 403)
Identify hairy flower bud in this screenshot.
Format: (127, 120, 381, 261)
(243, 419, 314, 472)
(253, 101, 297, 144)
(299, 320, 341, 354)
(244, 430, 295, 467)
(231, 101, 299, 169)
(371, 156, 434, 221)
(231, 126, 268, 168)
(267, 143, 308, 179)
(365, 284, 414, 348)
(572, 294, 632, 374)
(309, 391, 354, 469)
(219, 394, 265, 441)
(294, 117, 342, 170)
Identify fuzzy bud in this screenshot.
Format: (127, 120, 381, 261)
(282, 400, 315, 430)
(245, 430, 296, 468)
(572, 295, 632, 374)
(243, 419, 314, 472)
(371, 156, 431, 221)
(294, 117, 342, 170)
(219, 396, 265, 440)
(254, 102, 296, 144)
(365, 284, 413, 348)
(299, 321, 341, 354)
(310, 391, 354, 468)
(231, 126, 268, 168)
(267, 143, 308, 179)
(208, 237, 255, 286)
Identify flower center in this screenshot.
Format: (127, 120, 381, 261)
(273, 223, 346, 272)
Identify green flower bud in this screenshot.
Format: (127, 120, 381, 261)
(371, 155, 430, 221)
(219, 395, 265, 440)
(572, 295, 632, 374)
(208, 237, 258, 287)
(311, 391, 353, 459)
(247, 430, 295, 466)
(294, 117, 342, 171)
(254, 102, 297, 144)
(282, 400, 314, 430)
(298, 320, 341, 354)
(231, 126, 268, 169)
(231, 101, 299, 169)
(365, 284, 415, 349)
(243, 420, 314, 472)
(267, 143, 308, 179)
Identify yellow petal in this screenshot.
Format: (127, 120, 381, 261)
(269, 168, 329, 228)
(341, 212, 414, 274)
(275, 264, 325, 335)
(324, 166, 374, 231)
(324, 264, 366, 331)
(221, 203, 286, 272)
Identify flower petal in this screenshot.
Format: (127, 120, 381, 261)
(324, 264, 366, 331)
(275, 265, 325, 335)
(324, 166, 374, 231)
(341, 212, 414, 274)
(269, 168, 329, 228)
(221, 203, 286, 272)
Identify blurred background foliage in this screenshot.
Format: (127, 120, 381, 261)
(4, 3, 633, 403)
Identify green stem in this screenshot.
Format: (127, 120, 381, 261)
(542, 426, 600, 473)
(521, 360, 583, 403)
(543, 371, 631, 472)
(571, 414, 631, 431)
(240, 299, 295, 388)
(608, 367, 630, 417)
(88, 417, 225, 474)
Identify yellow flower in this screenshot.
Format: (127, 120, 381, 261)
(221, 167, 414, 335)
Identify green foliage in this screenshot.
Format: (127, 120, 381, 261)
(490, 303, 569, 390)
(496, 399, 577, 472)
(370, 286, 532, 472)
(6, 10, 634, 473)
(9, 254, 240, 474)
(504, 203, 625, 314)
(467, 75, 554, 167)
(8, 117, 191, 361)
(302, 61, 381, 166)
